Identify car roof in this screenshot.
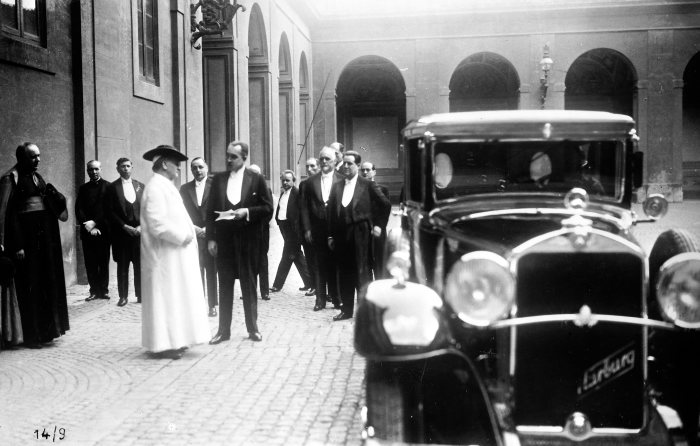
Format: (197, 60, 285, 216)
(403, 110, 636, 141)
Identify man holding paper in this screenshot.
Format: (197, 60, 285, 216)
(206, 141, 273, 343)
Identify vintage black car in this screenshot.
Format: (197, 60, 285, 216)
(355, 110, 700, 446)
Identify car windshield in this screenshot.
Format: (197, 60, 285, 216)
(432, 140, 623, 201)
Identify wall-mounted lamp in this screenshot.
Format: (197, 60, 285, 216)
(190, 0, 246, 50)
(539, 44, 554, 109)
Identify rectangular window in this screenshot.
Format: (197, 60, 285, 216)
(1, 0, 43, 43)
(137, 0, 158, 84)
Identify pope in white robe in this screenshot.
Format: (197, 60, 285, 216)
(140, 146, 211, 356)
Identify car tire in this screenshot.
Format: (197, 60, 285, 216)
(648, 229, 700, 446)
(365, 364, 407, 442)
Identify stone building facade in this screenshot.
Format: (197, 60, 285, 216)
(1, 0, 699, 285)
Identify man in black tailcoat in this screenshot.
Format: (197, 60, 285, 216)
(328, 151, 391, 321)
(76, 160, 111, 301)
(207, 141, 273, 344)
(180, 157, 217, 317)
(107, 157, 144, 307)
(300, 146, 343, 311)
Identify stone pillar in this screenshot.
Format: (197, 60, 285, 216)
(323, 90, 337, 146)
(519, 83, 533, 109)
(645, 30, 683, 201)
(405, 88, 417, 122)
(170, 0, 186, 158)
(550, 82, 566, 110)
(414, 40, 442, 117)
(635, 80, 649, 202)
(73, 0, 97, 286)
(438, 87, 450, 113)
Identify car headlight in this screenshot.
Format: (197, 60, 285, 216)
(656, 252, 700, 329)
(355, 279, 449, 358)
(445, 251, 515, 327)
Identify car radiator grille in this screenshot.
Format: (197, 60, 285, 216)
(513, 252, 645, 430)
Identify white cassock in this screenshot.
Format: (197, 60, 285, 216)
(140, 173, 211, 352)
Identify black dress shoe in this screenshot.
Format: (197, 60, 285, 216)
(331, 296, 342, 309)
(98, 294, 111, 300)
(209, 332, 230, 345)
(333, 311, 352, 321)
(208, 307, 217, 317)
(313, 298, 326, 311)
(269, 286, 281, 293)
(249, 332, 262, 342)
(261, 294, 270, 301)
(117, 297, 128, 307)
(299, 286, 311, 291)
(85, 294, 99, 302)
(305, 288, 316, 296)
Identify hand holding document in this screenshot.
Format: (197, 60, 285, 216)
(215, 210, 236, 221)
(215, 209, 248, 221)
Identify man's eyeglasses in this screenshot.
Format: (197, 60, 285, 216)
(360, 168, 372, 172)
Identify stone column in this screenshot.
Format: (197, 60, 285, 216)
(414, 39, 443, 117)
(645, 30, 683, 201)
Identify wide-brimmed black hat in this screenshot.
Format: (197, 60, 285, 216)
(143, 145, 188, 163)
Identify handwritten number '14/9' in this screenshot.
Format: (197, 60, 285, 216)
(34, 427, 66, 441)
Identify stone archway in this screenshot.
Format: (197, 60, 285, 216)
(682, 52, 700, 198)
(248, 3, 271, 177)
(336, 55, 406, 199)
(449, 52, 520, 112)
(565, 48, 637, 117)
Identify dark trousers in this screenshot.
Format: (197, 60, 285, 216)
(371, 230, 387, 279)
(216, 230, 259, 335)
(217, 264, 258, 335)
(258, 224, 269, 295)
(115, 236, 140, 299)
(311, 225, 338, 299)
(272, 221, 312, 289)
(335, 221, 372, 315)
(199, 243, 217, 307)
(302, 240, 317, 290)
(81, 234, 110, 296)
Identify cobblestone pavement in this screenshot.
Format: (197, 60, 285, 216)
(1, 201, 699, 446)
(0, 222, 365, 446)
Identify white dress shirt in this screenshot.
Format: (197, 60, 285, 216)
(342, 174, 358, 207)
(195, 179, 206, 207)
(321, 172, 334, 203)
(226, 168, 244, 205)
(122, 178, 136, 204)
(277, 189, 290, 220)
